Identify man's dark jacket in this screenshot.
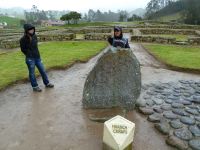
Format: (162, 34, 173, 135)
(20, 24, 40, 59)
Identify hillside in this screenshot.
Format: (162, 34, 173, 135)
(148, 0, 184, 22)
(0, 15, 21, 27)
(129, 8, 146, 17)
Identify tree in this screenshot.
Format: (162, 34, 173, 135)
(128, 14, 142, 21)
(145, 0, 174, 18)
(69, 11, 81, 24)
(88, 9, 95, 22)
(60, 11, 81, 24)
(182, 0, 200, 25)
(118, 10, 128, 22)
(60, 14, 71, 24)
(20, 19, 26, 26)
(24, 5, 48, 25)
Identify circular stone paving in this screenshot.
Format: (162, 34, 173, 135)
(138, 80, 200, 149)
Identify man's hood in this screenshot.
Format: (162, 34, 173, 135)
(23, 24, 35, 34)
(114, 26, 123, 39)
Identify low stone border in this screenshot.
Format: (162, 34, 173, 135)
(139, 28, 198, 35)
(131, 35, 176, 44)
(138, 80, 200, 150)
(188, 37, 200, 45)
(129, 25, 200, 30)
(38, 33, 75, 42)
(84, 33, 111, 40)
(0, 33, 76, 48)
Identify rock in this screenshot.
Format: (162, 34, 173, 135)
(180, 117, 196, 125)
(138, 107, 154, 115)
(148, 113, 161, 123)
(187, 105, 199, 110)
(183, 97, 193, 102)
(195, 117, 200, 122)
(153, 98, 164, 105)
(178, 100, 192, 105)
(172, 109, 189, 116)
(136, 97, 146, 107)
(165, 99, 173, 104)
(172, 103, 184, 109)
(166, 135, 188, 150)
(189, 126, 200, 137)
(153, 106, 163, 113)
(185, 108, 199, 115)
(154, 121, 170, 135)
(168, 96, 179, 101)
(189, 139, 200, 150)
(146, 99, 155, 107)
(174, 128, 193, 141)
(170, 120, 183, 129)
(193, 96, 200, 104)
(161, 104, 171, 111)
(163, 111, 178, 120)
(82, 47, 141, 110)
(146, 91, 156, 96)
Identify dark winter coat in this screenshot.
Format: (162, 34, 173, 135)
(108, 26, 130, 48)
(20, 24, 40, 59)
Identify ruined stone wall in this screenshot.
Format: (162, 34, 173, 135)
(84, 33, 111, 40)
(131, 35, 176, 44)
(139, 28, 197, 35)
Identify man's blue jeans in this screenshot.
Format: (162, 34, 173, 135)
(26, 58, 49, 88)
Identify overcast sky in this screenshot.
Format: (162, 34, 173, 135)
(0, 0, 149, 12)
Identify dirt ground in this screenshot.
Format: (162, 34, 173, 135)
(0, 41, 200, 150)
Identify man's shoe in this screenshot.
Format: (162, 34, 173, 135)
(46, 83, 54, 88)
(33, 86, 42, 92)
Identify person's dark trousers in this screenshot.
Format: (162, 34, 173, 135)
(26, 58, 49, 88)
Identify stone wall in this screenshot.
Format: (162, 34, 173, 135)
(129, 25, 200, 30)
(85, 33, 111, 40)
(139, 28, 197, 35)
(66, 28, 112, 34)
(131, 35, 176, 44)
(38, 33, 75, 42)
(0, 33, 75, 48)
(0, 39, 19, 49)
(188, 37, 200, 45)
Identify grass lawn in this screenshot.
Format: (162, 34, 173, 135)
(0, 41, 107, 90)
(149, 34, 191, 41)
(144, 44, 200, 70)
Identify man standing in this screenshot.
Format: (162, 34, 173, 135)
(20, 24, 54, 92)
(108, 26, 130, 48)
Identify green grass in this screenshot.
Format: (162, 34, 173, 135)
(144, 44, 200, 69)
(149, 34, 191, 41)
(0, 16, 21, 27)
(0, 41, 107, 90)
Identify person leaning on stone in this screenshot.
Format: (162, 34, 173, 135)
(20, 24, 54, 92)
(108, 26, 130, 48)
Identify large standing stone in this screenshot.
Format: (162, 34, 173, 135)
(82, 47, 141, 110)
